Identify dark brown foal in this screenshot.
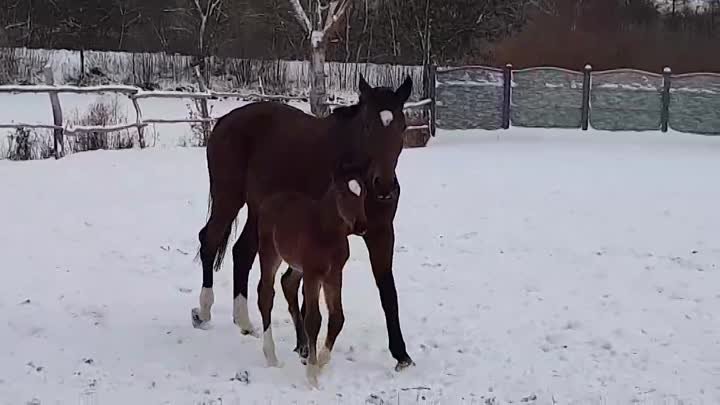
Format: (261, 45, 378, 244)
(255, 168, 368, 388)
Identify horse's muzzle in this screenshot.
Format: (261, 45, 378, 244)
(353, 222, 368, 236)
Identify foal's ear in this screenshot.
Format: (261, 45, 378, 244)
(358, 74, 372, 99)
(395, 75, 413, 105)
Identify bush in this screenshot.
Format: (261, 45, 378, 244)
(66, 96, 134, 153)
(4, 128, 54, 160)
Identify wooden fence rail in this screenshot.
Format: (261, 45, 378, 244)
(0, 64, 432, 159)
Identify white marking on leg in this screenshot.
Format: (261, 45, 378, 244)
(379, 110, 394, 127)
(318, 346, 332, 368)
(348, 179, 361, 196)
(263, 326, 280, 367)
(198, 287, 214, 322)
(233, 295, 256, 335)
(306, 363, 320, 388)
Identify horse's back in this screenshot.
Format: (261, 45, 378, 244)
(212, 101, 318, 142)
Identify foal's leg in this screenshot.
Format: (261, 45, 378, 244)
(231, 212, 259, 336)
(302, 274, 323, 388)
(280, 267, 308, 362)
(192, 195, 241, 329)
(257, 241, 282, 367)
(319, 269, 344, 369)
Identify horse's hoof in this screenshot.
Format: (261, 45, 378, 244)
(266, 358, 284, 368)
(191, 308, 211, 330)
(394, 358, 415, 372)
(294, 345, 309, 360)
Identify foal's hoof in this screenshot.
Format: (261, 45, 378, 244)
(266, 358, 284, 368)
(240, 328, 259, 337)
(394, 358, 415, 372)
(191, 308, 211, 330)
(306, 364, 321, 389)
(233, 318, 259, 337)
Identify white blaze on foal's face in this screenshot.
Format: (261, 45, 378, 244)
(348, 179, 362, 196)
(379, 110, 394, 127)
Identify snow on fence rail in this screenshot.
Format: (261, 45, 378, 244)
(0, 65, 432, 160)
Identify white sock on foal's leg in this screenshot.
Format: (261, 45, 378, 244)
(233, 295, 258, 336)
(317, 346, 332, 368)
(262, 326, 281, 367)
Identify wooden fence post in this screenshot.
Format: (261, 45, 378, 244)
(193, 65, 211, 145)
(130, 96, 145, 149)
(502, 64, 512, 129)
(79, 49, 85, 84)
(44, 65, 64, 159)
(661, 67, 672, 133)
(429, 64, 437, 137)
(581, 64, 592, 131)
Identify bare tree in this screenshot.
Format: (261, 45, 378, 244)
(288, 0, 352, 116)
(166, 0, 226, 56)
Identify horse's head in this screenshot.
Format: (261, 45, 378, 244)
(353, 74, 412, 201)
(331, 166, 368, 236)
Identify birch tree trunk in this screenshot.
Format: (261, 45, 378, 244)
(288, 0, 351, 118)
(310, 34, 329, 117)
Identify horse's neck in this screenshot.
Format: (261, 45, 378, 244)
(317, 190, 350, 237)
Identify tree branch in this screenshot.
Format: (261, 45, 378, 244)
(288, 0, 312, 34)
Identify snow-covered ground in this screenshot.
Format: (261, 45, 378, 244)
(1, 127, 720, 404)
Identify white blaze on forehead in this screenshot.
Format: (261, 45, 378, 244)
(348, 179, 362, 196)
(379, 110, 394, 127)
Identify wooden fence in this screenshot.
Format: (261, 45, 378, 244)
(0, 64, 432, 160)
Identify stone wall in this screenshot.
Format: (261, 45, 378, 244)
(435, 68, 504, 130)
(512, 68, 584, 128)
(670, 74, 720, 135)
(590, 70, 664, 131)
(434, 66, 720, 135)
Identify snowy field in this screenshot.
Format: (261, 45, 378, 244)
(2, 127, 720, 404)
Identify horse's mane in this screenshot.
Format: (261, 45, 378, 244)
(330, 102, 362, 121)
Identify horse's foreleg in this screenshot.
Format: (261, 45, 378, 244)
(281, 267, 308, 362)
(364, 224, 414, 371)
(231, 213, 259, 336)
(302, 274, 322, 388)
(257, 242, 282, 367)
(319, 269, 344, 369)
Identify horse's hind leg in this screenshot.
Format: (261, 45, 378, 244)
(231, 212, 259, 336)
(281, 267, 308, 362)
(257, 239, 283, 367)
(302, 274, 323, 388)
(319, 269, 344, 369)
(192, 194, 242, 329)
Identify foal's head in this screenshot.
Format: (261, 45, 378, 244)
(329, 168, 368, 236)
(333, 75, 413, 201)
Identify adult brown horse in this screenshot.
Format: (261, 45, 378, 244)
(191, 75, 415, 371)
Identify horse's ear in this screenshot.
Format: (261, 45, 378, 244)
(395, 75, 413, 105)
(358, 74, 371, 99)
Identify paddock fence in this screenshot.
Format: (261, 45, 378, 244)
(0, 63, 433, 160)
